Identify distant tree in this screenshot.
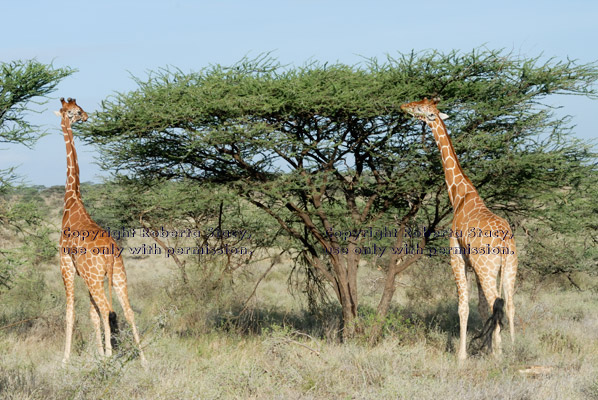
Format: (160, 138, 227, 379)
(521, 166, 598, 288)
(79, 49, 598, 339)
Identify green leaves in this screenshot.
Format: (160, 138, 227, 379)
(78, 48, 598, 303)
(0, 186, 55, 293)
(82, 47, 598, 231)
(0, 60, 75, 147)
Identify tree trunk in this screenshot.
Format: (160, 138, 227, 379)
(338, 279, 358, 341)
(330, 253, 359, 341)
(369, 236, 427, 345)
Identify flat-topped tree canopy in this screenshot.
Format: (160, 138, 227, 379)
(78, 48, 598, 339)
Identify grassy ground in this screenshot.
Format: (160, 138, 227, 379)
(1, 210, 597, 399)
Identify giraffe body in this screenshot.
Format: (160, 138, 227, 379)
(56, 98, 146, 364)
(401, 98, 517, 360)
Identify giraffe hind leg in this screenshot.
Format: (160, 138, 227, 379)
(490, 298, 504, 357)
(89, 296, 104, 357)
(476, 271, 501, 357)
(451, 247, 469, 361)
(504, 252, 517, 343)
(86, 282, 113, 357)
(476, 274, 489, 322)
(112, 258, 146, 363)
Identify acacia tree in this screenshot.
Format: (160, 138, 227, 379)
(0, 60, 74, 292)
(1, 60, 74, 146)
(79, 49, 598, 339)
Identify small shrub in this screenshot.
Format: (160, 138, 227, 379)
(358, 305, 425, 345)
(539, 330, 581, 354)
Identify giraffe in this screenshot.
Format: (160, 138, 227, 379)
(55, 97, 146, 364)
(400, 98, 517, 360)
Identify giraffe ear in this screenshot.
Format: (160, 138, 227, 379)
(439, 112, 449, 120)
(54, 111, 62, 118)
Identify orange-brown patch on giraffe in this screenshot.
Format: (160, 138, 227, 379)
(445, 157, 456, 169)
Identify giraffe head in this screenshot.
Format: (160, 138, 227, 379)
(400, 97, 448, 123)
(54, 97, 88, 124)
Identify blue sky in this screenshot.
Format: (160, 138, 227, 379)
(2, 0, 597, 186)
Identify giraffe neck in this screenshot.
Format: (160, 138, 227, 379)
(427, 118, 481, 210)
(61, 116, 83, 210)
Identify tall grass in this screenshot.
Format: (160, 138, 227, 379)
(1, 196, 597, 399)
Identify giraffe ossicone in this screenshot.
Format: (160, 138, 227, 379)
(56, 97, 146, 365)
(401, 97, 517, 361)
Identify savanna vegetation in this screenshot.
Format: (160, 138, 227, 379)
(1, 50, 597, 399)
(0, 60, 74, 293)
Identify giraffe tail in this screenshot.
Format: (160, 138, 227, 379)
(109, 311, 120, 350)
(472, 298, 505, 353)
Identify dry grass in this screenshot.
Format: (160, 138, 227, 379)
(1, 225, 598, 399)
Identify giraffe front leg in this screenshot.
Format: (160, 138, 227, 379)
(61, 255, 76, 364)
(89, 297, 104, 357)
(476, 274, 489, 322)
(504, 251, 517, 344)
(505, 294, 515, 344)
(451, 241, 469, 362)
(492, 299, 503, 358)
